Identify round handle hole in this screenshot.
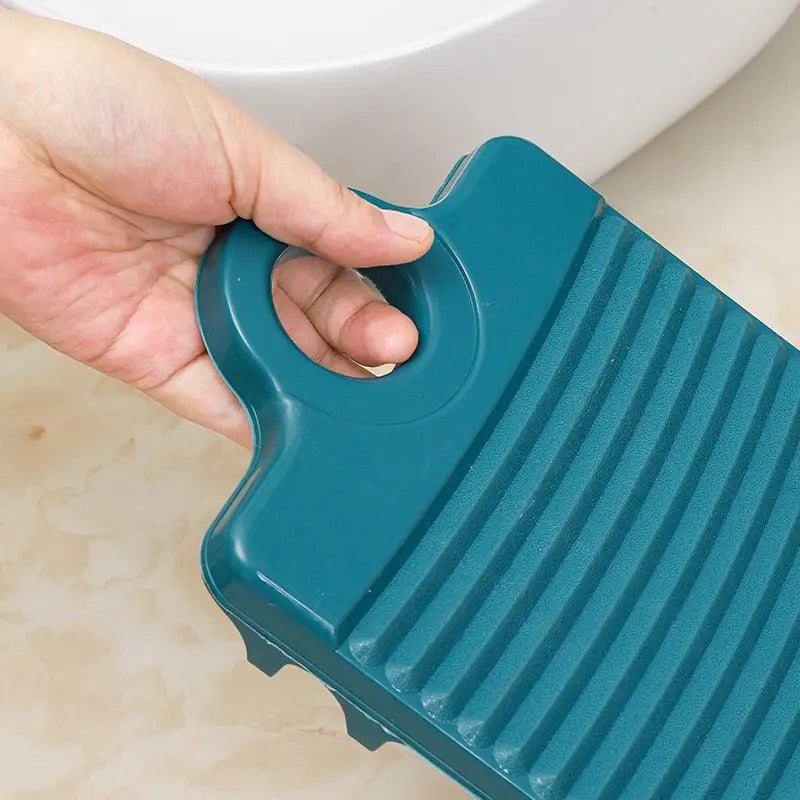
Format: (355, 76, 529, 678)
(271, 248, 424, 379)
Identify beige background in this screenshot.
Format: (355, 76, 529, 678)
(2, 10, 800, 799)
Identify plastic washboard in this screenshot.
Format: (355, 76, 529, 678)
(195, 136, 800, 800)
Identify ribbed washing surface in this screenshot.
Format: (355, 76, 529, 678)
(347, 214, 800, 800)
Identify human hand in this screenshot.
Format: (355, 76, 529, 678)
(0, 10, 432, 447)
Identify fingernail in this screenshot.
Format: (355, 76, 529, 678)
(381, 209, 432, 242)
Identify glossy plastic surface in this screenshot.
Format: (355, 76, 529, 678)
(196, 137, 800, 799)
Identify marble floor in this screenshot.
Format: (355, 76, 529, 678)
(2, 9, 800, 799)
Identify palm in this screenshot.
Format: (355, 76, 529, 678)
(2, 118, 245, 438)
(17, 188, 214, 391)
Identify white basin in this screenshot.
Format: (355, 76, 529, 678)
(7, 0, 799, 202)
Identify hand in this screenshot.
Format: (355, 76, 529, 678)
(0, 10, 433, 447)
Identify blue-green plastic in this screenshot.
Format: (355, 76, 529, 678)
(196, 136, 800, 800)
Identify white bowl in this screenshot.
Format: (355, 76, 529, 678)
(7, 0, 799, 202)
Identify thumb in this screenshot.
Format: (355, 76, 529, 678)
(0, 9, 433, 269)
(207, 98, 434, 268)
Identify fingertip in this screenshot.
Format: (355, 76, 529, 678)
(354, 303, 419, 367)
(381, 310, 419, 364)
(318, 204, 433, 268)
(380, 209, 433, 246)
